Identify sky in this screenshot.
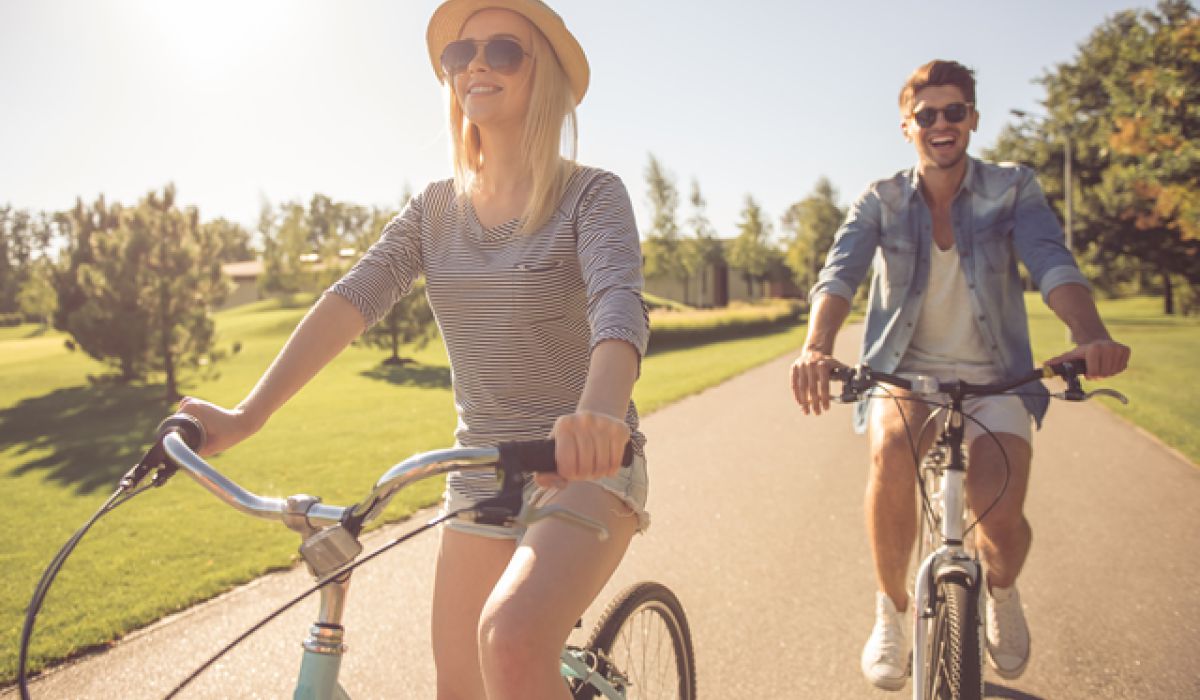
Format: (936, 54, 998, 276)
(0, 0, 1154, 242)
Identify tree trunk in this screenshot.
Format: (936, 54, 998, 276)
(390, 326, 401, 363)
(1163, 269, 1175, 315)
(161, 281, 178, 401)
(121, 356, 137, 383)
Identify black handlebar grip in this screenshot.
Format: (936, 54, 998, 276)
(156, 414, 207, 452)
(1049, 359, 1088, 378)
(497, 439, 635, 474)
(119, 414, 207, 491)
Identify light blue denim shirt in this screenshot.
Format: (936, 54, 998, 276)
(811, 157, 1090, 432)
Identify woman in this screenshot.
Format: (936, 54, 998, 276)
(179, 1, 649, 698)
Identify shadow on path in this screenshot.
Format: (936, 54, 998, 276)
(1, 383, 171, 495)
(986, 682, 1044, 699)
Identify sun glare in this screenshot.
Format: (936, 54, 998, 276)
(134, 0, 291, 80)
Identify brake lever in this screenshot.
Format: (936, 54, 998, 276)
(833, 368, 863, 404)
(1049, 387, 1130, 405)
(1085, 387, 1129, 405)
(518, 503, 610, 541)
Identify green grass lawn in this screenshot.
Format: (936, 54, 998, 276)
(0, 299, 805, 684)
(1027, 293, 1200, 464)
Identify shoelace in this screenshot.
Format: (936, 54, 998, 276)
(871, 603, 907, 662)
(988, 592, 1024, 653)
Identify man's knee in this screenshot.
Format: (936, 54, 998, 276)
(870, 429, 921, 482)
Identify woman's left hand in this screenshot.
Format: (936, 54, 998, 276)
(539, 410, 631, 489)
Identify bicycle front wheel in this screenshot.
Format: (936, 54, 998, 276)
(924, 575, 983, 700)
(582, 581, 696, 700)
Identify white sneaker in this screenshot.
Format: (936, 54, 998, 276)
(985, 583, 1031, 679)
(861, 592, 909, 691)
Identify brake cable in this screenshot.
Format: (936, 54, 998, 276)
(16, 416, 205, 700)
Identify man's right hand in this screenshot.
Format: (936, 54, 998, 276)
(177, 397, 262, 457)
(790, 349, 846, 416)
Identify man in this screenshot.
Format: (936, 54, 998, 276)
(790, 59, 1130, 691)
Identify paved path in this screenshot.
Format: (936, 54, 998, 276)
(9, 326, 1200, 698)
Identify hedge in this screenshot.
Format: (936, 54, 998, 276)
(646, 300, 804, 353)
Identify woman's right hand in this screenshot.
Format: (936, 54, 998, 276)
(177, 397, 262, 457)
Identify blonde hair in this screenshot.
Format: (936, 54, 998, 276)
(447, 22, 578, 234)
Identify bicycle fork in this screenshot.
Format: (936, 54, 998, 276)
(910, 467, 982, 699)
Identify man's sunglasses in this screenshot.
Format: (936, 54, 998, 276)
(440, 38, 530, 77)
(911, 102, 973, 128)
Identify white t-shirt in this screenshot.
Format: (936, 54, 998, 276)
(901, 242, 993, 368)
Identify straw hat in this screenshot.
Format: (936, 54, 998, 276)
(426, 0, 590, 105)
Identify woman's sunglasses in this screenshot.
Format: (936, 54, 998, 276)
(911, 102, 973, 128)
(440, 38, 530, 77)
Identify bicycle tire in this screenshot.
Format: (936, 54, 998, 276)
(924, 574, 983, 700)
(578, 581, 696, 700)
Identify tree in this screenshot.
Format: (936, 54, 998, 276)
(682, 179, 725, 305)
(0, 206, 54, 314)
(60, 185, 229, 399)
(54, 195, 120, 333)
(17, 258, 57, 326)
(0, 205, 28, 312)
(987, 0, 1200, 313)
(259, 193, 386, 296)
(203, 218, 254, 262)
(259, 201, 310, 296)
(357, 190, 439, 364)
(358, 279, 438, 365)
(781, 177, 846, 295)
(641, 153, 686, 288)
(727, 195, 776, 297)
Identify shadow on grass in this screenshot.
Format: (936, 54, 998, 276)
(360, 362, 452, 388)
(985, 682, 1043, 699)
(1, 382, 173, 495)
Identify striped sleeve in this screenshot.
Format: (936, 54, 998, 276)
(575, 173, 650, 357)
(326, 191, 425, 327)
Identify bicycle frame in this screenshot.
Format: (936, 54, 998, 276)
(910, 407, 982, 699)
(161, 433, 630, 700)
(287, 590, 626, 700)
(831, 360, 1124, 699)
(561, 647, 625, 699)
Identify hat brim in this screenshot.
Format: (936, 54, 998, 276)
(427, 0, 589, 105)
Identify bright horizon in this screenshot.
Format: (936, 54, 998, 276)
(1, 0, 1153, 242)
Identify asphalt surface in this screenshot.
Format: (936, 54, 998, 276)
(8, 325, 1200, 699)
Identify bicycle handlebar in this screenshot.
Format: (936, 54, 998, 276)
(155, 417, 634, 534)
(830, 359, 1090, 403)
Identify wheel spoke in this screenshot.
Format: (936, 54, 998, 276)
(584, 583, 694, 699)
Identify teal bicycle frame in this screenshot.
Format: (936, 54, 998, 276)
(161, 433, 628, 699)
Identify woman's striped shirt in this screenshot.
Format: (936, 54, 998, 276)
(328, 166, 649, 499)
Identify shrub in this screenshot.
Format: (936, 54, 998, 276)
(647, 299, 802, 353)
